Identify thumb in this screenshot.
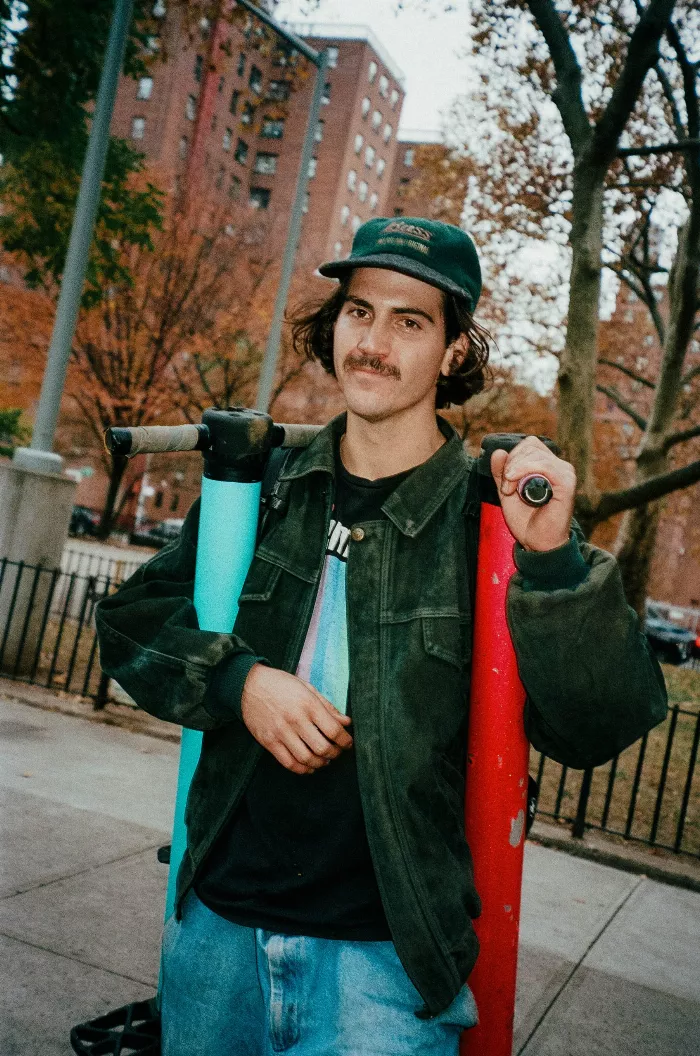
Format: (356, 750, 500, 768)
(490, 449, 508, 489)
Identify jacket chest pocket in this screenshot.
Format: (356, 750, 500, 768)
(422, 613, 471, 668)
(235, 553, 317, 671)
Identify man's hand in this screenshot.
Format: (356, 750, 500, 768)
(241, 663, 353, 775)
(490, 436, 576, 552)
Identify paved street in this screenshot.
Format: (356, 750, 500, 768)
(1, 693, 698, 1055)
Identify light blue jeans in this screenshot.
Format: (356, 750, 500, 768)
(161, 892, 478, 1055)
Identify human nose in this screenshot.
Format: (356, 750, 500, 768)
(357, 317, 390, 356)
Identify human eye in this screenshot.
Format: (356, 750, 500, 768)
(401, 317, 421, 330)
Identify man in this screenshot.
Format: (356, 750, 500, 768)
(97, 217, 667, 1055)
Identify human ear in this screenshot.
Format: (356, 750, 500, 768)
(440, 333, 469, 377)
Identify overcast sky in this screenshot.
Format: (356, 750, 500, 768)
(274, 0, 472, 136)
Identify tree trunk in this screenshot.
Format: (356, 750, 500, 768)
(613, 499, 663, 618)
(97, 453, 128, 539)
(557, 170, 605, 518)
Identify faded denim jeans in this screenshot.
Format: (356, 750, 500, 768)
(161, 892, 478, 1055)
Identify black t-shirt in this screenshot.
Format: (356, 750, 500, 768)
(195, 447, 414, 939)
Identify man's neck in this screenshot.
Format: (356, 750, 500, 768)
(340, 407, 446, 481)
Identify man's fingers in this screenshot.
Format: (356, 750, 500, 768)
(282, 731, 329, 770)
(273, 742, 316, 776)
(298, 720, 342, 760)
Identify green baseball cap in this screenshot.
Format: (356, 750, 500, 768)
(318, 217, 482, 312)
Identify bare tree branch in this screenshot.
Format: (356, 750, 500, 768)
(618, 137, 700, 157)
(596, 458, 700, 520)
(664, 422, 700, 450)
(596, 384, 648, 429)
(598, 357, 656, 389)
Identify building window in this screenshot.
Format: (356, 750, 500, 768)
(218, 75, 225, 93)
(229, 174, 241, 200)
(170, 493, 180, 513)
(152, 0, 166, 16)
(404, 148, 415, 166)
(308, 157, 317, 178)
(369, 192, 378, 211)
(237, 51, 246, 77)
(250, 187, 271, 209)
(340, 204, 350, 226)
(254, 152, 278, 174)
(222, 128, 232, 151)
(347, 169, 357, 191)
(368, 61, 377, 83)
(241, 101, 255, 126)
(315, 119, 324, 142)
(186, 95, 196, 121)
(194, 55, 203, 82)
(361, 96, 371, 118)
(131, 116, 146, 139)
(358, 180, 368, 202)
(199, 16, 210, 39)
(393, 207, 404, 217)
(365, 145, 376, 168)
(391, 88, 399, 109)
(261, 117, 285, 139)
(376, 157, 386, 178)
(383, 123, 393, 143)
(249, 65, 263, 95)
(179, 135, 188, 159)
(215, 166, 225, 189)
(326, 46, 339, 68)
(154, 490, 163, 509)
(268, 80, 291, 102)
(379, 74, 389, 98)
(372, 109, 382, 131)
(334, 241, 343, 260)
(352, 215, 362, 233)
(302, 191, 310, 213)
(354, 133, 363, 154)
(322, 81, 331, 105)
(230, 89, 240, 114)
(136, 76, 153, 100)
(234, 139, 249, 165)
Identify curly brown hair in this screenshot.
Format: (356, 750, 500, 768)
(289, 275, 492, 409)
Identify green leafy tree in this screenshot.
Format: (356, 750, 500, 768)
(0, 0, 164, 304)
(0, 407, 30, 456)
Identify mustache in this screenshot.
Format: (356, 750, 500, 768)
(344, 353, 401, 380)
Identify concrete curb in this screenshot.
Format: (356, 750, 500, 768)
(529, 819, 700, 894)
(0, 676, 179, 745)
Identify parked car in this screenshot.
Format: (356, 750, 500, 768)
(644, 614, 699, 665)
(69, 505, 101, 537)
(129, 518, 184, 549)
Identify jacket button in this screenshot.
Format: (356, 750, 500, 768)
(351, 526, 365, 542)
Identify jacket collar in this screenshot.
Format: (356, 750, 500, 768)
(281, 413, 474, 538)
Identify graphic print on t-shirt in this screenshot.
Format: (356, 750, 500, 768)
(296, 516, 351, 715)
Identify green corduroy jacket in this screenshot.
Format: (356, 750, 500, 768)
(96, 414, 667, 1017)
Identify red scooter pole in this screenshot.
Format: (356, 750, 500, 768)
(462, 435, 554, 1056)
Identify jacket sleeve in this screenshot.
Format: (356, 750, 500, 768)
(95, 498, 266, 731)
(506, 529, 668, 770)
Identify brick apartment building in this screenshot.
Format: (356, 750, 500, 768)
(109, 7, 407, 271)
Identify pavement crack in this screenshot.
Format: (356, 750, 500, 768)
(0, 842, 164, 901)
(517, 873, 645, 1054)
(0, 928, 158, 988)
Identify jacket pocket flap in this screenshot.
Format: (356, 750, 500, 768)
(422, 616, 469, 668)
(238, 557, 282, 602)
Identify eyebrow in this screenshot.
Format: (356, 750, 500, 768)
(345, 294, 436, 325)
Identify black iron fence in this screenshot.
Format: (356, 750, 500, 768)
(1, 555, 698, 859)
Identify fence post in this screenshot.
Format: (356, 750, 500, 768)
(572, 768, 593, 839)
(94, 671, 110, 711)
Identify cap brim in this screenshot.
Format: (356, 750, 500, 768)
(318, 253, 475, 311)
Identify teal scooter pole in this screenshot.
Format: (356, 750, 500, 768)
(70, 407, 319, 1056)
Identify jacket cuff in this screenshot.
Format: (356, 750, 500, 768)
(205, 652, 268, 723)
(514, 532, 589, 592)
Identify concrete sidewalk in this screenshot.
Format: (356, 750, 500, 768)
(1, 694, 698, 1055)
